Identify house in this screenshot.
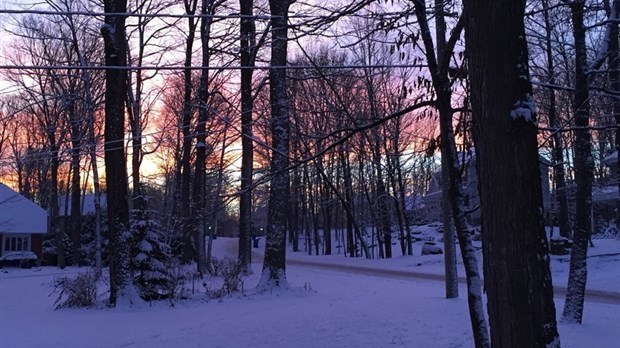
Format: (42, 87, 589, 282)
(590, 151, 620, 233)
(421, 152, 552, 224)
(58, 193, 107, 216)
(0, 183, 48, 258)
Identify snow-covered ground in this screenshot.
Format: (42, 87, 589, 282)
(1, 230, 619, 348)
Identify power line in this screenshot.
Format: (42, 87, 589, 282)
(0, 64, 428, 71)
(0, 9, 276, 19)
(0, 8, 409, 20)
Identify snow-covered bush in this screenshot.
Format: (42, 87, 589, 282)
(130, 209, 173, 301)
(205, 257, 245, 299)
(165, 259, 196, 304)
(51, 272, 97, 309)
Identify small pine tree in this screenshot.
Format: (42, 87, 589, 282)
(131, 209, 173, 301)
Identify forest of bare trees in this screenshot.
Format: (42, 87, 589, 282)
(2, 0, 620, 346)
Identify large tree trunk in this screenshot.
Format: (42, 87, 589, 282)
(562, 0, 594, 324)
(464, 0, 560, 346)
(102, 0, 132, 307)
(238, 0, 257, 272)
(259, 0, 294, 288)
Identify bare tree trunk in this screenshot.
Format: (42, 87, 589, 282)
(238, 0, 257, 272)
(207, 112, 231, 272)
(464, 0, 560, 346)
(192, 0, 214, 276)
(373, 140, 392, 259)
(413, 2, 487, 342)
(395, 157, 413, 256)
(50, 143, 65, 269)
(385, 148, 406, 256)
(304, 165, 318, 256)
(89, 138, 103, 277)
(290, 142, 301, 252)
(339, 148, 356, 258)
(321, 155, 333, 255)
(562, 0, 594, 324)
(126, 50, 144, 214)
(71, 29, 103, 276)
(180, 0, 199, 264)
(258, 0, 294, 289)
(102, 0, 132, 307)
(430, 0, 459, 298)
(69, 111, 82, 266)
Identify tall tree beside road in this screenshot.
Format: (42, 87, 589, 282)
(464, 0, 561, 346)
(238, 0, 258, 272)
(259, 0, 295, 289)
(102, 0, 132, 306)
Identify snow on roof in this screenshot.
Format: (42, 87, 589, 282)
(0, 183, 47, 234)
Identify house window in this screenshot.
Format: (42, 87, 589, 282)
(3, 234, 31, 252)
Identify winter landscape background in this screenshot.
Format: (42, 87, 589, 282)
(2, 0, 620, 346)
(2, 229, 619, 348)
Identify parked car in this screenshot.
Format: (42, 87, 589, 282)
(0, 251, 39, 269)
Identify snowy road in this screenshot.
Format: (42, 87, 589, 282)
(284, 257, 620, 305)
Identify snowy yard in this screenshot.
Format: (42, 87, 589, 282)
(1, 235, 619, 348)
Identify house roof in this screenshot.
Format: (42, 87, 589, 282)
(0, 183, 48, 234)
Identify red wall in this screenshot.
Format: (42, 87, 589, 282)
(31, 234, 43, 258)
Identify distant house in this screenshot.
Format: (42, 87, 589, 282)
(58, 193, 107, 216)
(0, 183, 48, 258)
(591, 151, 620, 232)
(421, 152, 552, 224)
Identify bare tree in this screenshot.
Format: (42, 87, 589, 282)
(259, 0, 295, 289)
(179, 0, 200, 264)
(238, 0, 258, 272)
(102, 0, 133, 306)
(562, 0, 595, 324)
